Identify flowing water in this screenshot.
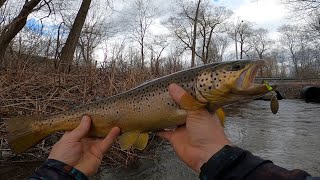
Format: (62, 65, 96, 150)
(1, 100, 320, 179)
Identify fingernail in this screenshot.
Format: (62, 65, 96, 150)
(168, 83, 180, 93)
(82, 115, 90, 123)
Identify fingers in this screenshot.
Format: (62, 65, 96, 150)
(168, 83, 188, 104)
(67, 116, 91, 141)
(98, 127, 121, 153)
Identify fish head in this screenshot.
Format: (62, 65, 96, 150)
(195, 60, 272, 107)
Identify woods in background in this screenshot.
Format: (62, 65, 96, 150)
(0, 0, 319, 78)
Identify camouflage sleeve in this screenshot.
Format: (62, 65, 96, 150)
(27, 159, 88, 180)
(199, 145, 312, 180)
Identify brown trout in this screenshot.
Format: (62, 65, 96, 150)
(5, 60, 274, 154)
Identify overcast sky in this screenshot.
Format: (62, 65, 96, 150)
(110, 0, 290, 39)
(216, 0, 290, 37)
(97, 0, 292, 61)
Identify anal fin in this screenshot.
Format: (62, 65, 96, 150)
(132, 133, 149, 150)
(118, 132, 149, 150)
(118, 132, 140, 150)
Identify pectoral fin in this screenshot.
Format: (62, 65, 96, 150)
(132, 133, 149, 150)
(206, 103, 226, 127)
(180, 92, 206, 110)
(216, 108, 226, 127)
(118, 132, 140, 150)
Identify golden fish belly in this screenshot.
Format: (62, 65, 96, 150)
(48, 91, 187, 137)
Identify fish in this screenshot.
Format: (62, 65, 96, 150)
(5, 60, 274, 154)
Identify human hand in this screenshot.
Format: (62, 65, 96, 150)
(157, 84, 230, 173)
(48, 116, 120, 176)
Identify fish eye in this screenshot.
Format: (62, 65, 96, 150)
(230, 63, 243, 71)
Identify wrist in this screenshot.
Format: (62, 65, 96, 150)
(199, 145, 246, 179)
(194, 144, 228, 173)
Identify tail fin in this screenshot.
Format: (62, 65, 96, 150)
(5, 115, 52, 154)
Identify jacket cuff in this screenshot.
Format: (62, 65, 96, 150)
(199, 145, 271, 180)
(28, 159, 88, 180)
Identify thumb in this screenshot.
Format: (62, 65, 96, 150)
(156, 130, 174, 142)
(168, 83, 191, 104)
(67, 115, 91, 141)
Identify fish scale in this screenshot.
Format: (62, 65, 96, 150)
(5, 60, 273, 154)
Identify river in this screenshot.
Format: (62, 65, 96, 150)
(1, 99, 320, 179)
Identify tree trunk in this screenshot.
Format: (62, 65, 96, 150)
(59, 0, 92, 72)
(0, 0, 41, 65)
(0, 0, 7, 9)
(191, 0, 201, 67)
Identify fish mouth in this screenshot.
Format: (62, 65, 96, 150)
(233, 61, 275, 96)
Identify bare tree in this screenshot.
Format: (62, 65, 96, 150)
(0, 0, 7, 9)
(283, 0, 320, 13)
(167, 0, 202, 67)
(278, 24, 318, 78)
(197, 4, 232, 63)
(0, 0, 51, 65)
(236, 21, 253, 59)
(129, 0, 159, 69)
(191, 0, 201, 67)
(249, 28, 272, 59)
(147, 35, 169, 76)
(59, 0, 92, 72)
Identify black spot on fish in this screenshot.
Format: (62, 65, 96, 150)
(224, 76, 226, 78)
(204, 73, 207, 75)
(219, 80, 221, 82)
(209, 86, 212, 89)
(116, 111, 119, 114)
(214, 78, 217, 80)
(216, 84, 219, 87)
(200, 84, 203, 87)
(201, 79, 204, 82)
(206, 78, 208, 81)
